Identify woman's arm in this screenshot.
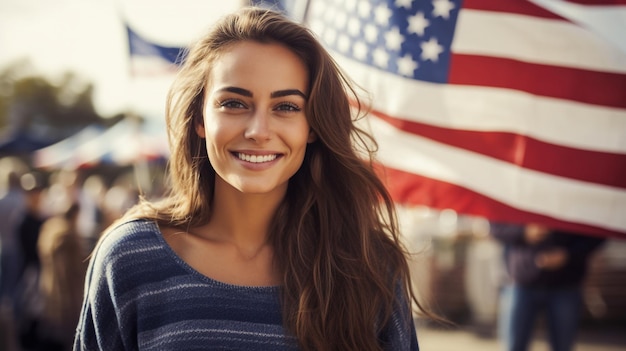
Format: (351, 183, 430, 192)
(73, 227, 133, 351)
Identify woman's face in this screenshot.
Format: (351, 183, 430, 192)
(197, 40, 314, 196)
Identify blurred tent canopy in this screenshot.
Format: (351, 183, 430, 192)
(32, 116, 169, 170)
(0, 130, 54, 154)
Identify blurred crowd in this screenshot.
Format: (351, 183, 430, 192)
(0, 156, 142, 351)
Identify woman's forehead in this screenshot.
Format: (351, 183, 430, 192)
(206, 41, 309, 95)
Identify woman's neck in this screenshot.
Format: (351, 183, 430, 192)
(195, 177, 285, 256)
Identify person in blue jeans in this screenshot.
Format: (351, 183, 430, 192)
(490, 222, 605, 351)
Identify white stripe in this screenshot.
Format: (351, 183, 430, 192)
(369, 117, 626, 233)
(529, 0, 626, 55)
(109, 244, 163, 266)
(130, 56, 179, 75)
(142, 324, 290, 349)
(118, 283, 208, 314)
(453, 9, 626, 73)
(152, 328, 284, 341)
(333, 54, 626, 154)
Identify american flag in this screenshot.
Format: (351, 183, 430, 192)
(124, 23, 184, 115)
(304, 0, 626, 238)
(126, 24, 183, 76)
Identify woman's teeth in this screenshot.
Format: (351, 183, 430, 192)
(237, 153, 278, 163)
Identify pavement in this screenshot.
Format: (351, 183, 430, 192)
(416, 324, 626, 351)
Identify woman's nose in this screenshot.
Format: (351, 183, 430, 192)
(244, 109, 271, 142)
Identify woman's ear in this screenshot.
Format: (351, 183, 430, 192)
(307, 129, 317, 143)
(195, 119, 206, 138)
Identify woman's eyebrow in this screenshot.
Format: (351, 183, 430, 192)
(215, 87, 307, 100)
(216, 86, 253, 97)
(271, 89, 307, 99)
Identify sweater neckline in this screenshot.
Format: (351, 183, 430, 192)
(138, 219, 281, 292)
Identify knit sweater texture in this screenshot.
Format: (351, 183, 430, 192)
(73, 219, 419, 350)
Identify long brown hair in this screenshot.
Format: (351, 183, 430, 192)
(123, 7, 428, 350)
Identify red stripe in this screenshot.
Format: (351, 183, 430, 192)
(462, 0, 565, 19)
(373, 112, 626, 189)
(449, 54, 626, 109)
(375, 164, 624, 239)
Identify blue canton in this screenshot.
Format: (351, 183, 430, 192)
(308, 0, 462, 83)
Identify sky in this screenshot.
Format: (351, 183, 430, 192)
(0, 0, 242, 118)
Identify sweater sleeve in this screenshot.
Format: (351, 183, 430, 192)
(73, 227, 135, 351)
(380, 283, 420, 351)
(383, 311, 419, 351)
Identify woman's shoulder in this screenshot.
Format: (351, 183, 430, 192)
(92, 219, 163, 265)
(107, 217, 160, 236)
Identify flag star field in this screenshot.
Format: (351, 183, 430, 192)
(309, 0, 458, 83)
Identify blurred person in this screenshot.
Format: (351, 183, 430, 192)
(42, 170, 106, 254)
(0, 160, 28, 351)
(40, 170, 75, 219)
(491, 222, 606, 351)
(76, 174, 107, 252)
(34, 203, 87, 351)
(74, 7, 429, 351)
(0, 168, 27, 303)
(17, 172, 47, 276)
(14, 172, 47, 350)
(101, 183, 138, 230)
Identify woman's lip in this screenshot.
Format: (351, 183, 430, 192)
(231, 150, 282, 155)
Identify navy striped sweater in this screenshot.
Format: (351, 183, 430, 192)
(74, 219, 419, 350)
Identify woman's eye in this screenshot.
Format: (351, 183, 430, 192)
(219, 99, 246, 109)
(275, 102, 301, 112)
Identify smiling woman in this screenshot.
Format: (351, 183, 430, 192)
(74, 6, 428, 351)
